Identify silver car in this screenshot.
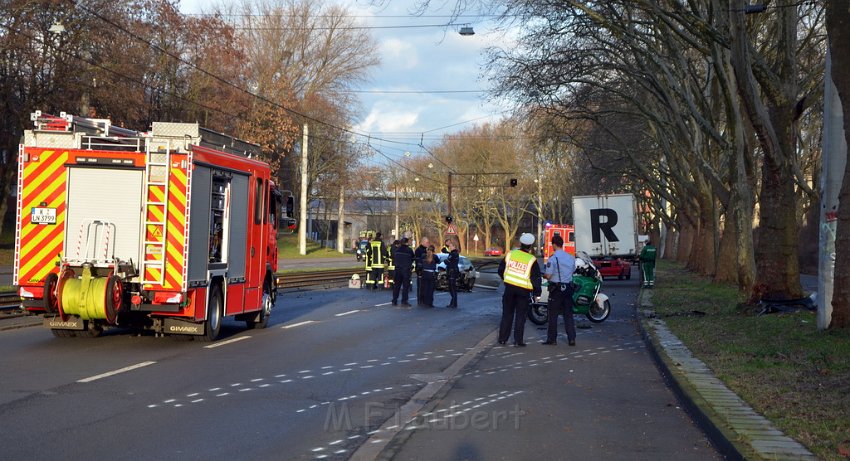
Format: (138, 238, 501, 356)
(435, 253, 478, 291)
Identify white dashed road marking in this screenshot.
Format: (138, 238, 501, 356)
(204, 336, 251, 349)
(78, 361, 157, 383)
(282, 320, 316, 329)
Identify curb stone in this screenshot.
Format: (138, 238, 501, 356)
(637, 289, 817, 461)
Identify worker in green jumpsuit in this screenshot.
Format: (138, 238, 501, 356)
(640, 239, 657, 288)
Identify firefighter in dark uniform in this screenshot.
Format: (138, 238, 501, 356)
(363, 239, 372, 288)
(391, 238, 414, 306)
(497, 233, 542, 346)
(366, 232, 388, 290)
(387, 240, 400, 289)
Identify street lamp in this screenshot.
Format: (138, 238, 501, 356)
(744, 3, 766, 14)
(49, 22, 65, 34)
(534, 177, 543, 255)
(459, 24, 475, 36)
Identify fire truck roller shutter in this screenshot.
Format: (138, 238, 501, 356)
(64, 168, 144, 265)
(228, 173, 248, 280)
(187, 166, 212, 283)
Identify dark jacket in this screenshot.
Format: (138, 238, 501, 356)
(420, 253, 438, 272)
(445, 249, 460, 277)
(414, 245, 427, 272)
(393, 244, 415, 272)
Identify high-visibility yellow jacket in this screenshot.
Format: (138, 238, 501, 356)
(502, 250, 536, 290)
(367, 240, 387, 268)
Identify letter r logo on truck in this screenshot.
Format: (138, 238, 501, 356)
(590, 208, 619, 243)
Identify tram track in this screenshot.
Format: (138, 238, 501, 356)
(0, 267, 368, 313)
(0, 293, 23, 314)
(276, 267, 366, 290)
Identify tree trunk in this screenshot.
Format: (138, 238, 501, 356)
(715, 211, 738, 284)
(730, 2, 802, 301)
(754, 105, 803, 300)
(0, 162, 15, 237)
(676, 217, 696, 264)
(826, 0, 850, 328)
(714, 35, 756, 292)
(664, 226, 679, 261)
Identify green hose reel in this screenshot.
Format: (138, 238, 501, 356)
(60, 265, 122, 323)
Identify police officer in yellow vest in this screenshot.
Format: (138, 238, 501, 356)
(497, 233, 542, 347)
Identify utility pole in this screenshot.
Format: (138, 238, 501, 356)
(394, 185, 400, 239)
(536, 175, 543, 255)
(299, 124, 309, 256)
(447, 172, 453, 218)
(819, 49, 844, 330)
(337, 186, 345, 254)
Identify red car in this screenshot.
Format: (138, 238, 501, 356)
(484, 247, 503, 257)
(592, 257, 632, 280)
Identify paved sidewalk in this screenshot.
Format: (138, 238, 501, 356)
(638, 289, 817, 461)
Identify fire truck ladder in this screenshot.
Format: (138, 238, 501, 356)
(141, 142, 172, 285)
(71, 220, 116, 264)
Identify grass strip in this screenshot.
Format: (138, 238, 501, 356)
(652, 260, 850, 461)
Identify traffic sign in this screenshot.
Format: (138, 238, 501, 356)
(446, 223, 458, 235)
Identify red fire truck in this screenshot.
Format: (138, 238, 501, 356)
(14, 111, 281, 340)
(543, 224, 576, 261)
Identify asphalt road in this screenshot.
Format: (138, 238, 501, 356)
(0, 267, 720, 460)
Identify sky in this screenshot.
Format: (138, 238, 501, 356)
(178, 0, 512, 169)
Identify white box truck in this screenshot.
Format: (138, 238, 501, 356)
(572, 193, 638, 260)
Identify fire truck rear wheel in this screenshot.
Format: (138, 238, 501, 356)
(201, 287, 223, 341)
(43, 273, 59, 314)
(104, 276, 122, 325)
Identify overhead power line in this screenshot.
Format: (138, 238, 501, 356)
(366, 144, 447, 185)
(0, 21, 245, 126)
(64, 0, 449, 151)
(2, 17, 516, 185)
(343, 89, 485, 94)
(183, 13, 506, 19)
(232, 23, 470, 31)
(30, 0, 508, 155)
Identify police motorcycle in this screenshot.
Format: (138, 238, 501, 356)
(528, 251, 611, 325)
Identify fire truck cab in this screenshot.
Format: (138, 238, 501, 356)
(14, 111, 281, 340)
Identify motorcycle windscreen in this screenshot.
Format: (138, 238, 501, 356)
(64, 167, 144, 265)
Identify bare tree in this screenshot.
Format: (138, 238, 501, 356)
(233, 0, 380, 220)
(482, 0, 824, 301)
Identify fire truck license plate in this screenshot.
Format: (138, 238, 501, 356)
(31, 207, 57, 225)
